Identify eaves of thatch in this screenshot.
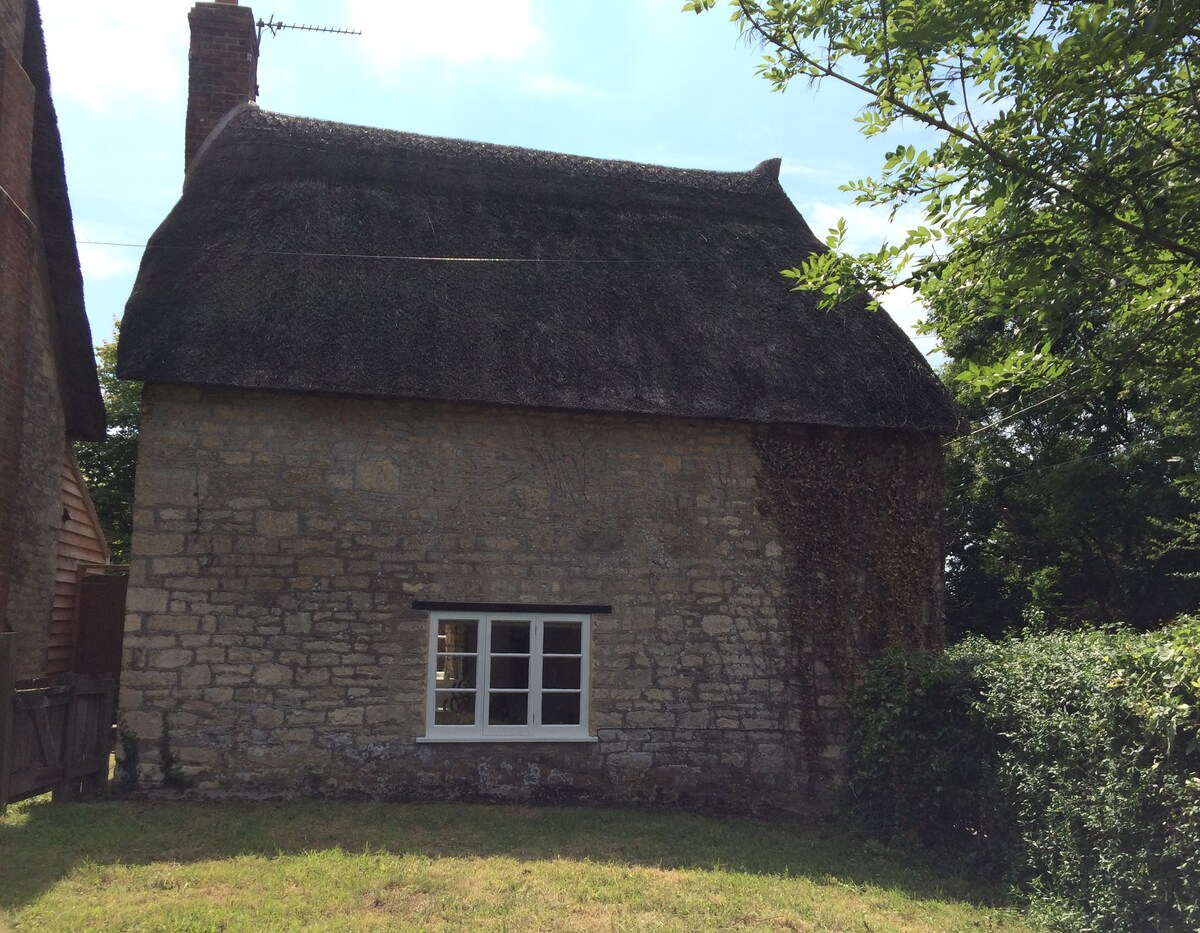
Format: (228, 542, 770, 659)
(24, 4, 105, 441)
(118, 104, 965, 435)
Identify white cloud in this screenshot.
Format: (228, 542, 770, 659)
(802, 199, 926, 254)
(39, 0, 188, 111)
(878, 283, 929, 336)
(778, 158, 832, 180)
(521, 73, 607, 101)
(345, 0, 541, 73)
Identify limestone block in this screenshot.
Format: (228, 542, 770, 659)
(297, 557, 344, 576)
(255, 707, 286, 728)
(700, 614, 732, 635)
(125, 587, 170, 614)
(328, 707, 364, 726)
(180, 664, 212, 688)
(253, 664, 293, 686)
(150, 614, 203, 634)
(136, 533, 185, 557)
(364, 704, 407, 725)
(355, 457, 399, 492)
(256, 510, 299, 537)
(202, 687, 235, 703)
(605, 752, 653, 773)
(294, 669, 329, 687)
(152, 649, 194, 669)
(136, 466, 206, 507)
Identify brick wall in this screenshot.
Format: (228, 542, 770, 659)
(123, 385, 944, 811)
(185, 1, 257, 171)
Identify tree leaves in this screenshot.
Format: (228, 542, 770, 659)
(695, 0, 1199, 407)
(74, 325, 141, 564)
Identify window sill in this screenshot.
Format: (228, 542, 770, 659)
(416, 734, 599, 744)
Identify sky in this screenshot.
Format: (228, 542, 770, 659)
(37, 0, 937, 359)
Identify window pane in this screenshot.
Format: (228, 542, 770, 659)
(490, 621, 530, 654)
(436, 654, 476, 686)
(434, 691, 476, 725)
(542, 692, 581, 725)
(490, 657, 529, 690)
(542, 657, 580, 690)
(488, 692, 528, 726)
(438, 620, 478, 654)
(543, 622, 581, 655)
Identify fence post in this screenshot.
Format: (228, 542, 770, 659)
(53, 675, 81, 803)
(0, 633, 15, 815)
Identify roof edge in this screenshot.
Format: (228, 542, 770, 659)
(25, 0, 105, 440)
(186, 106, 788, 200)
(123, 374, 967, 436)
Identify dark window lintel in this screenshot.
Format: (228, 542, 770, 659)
(412, 600, 612, 615)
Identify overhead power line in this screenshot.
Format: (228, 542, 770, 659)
(70, 238, 754, 265)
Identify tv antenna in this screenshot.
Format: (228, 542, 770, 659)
(256, 14, 361, 43)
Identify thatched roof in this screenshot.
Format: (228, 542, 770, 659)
(118, 105, 964, 434)
(24, 3, 105, 441)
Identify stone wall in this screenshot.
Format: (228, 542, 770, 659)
(123, 385, 944, 811)
(4, 228, 70, 681)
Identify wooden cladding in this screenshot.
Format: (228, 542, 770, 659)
(46, 452, 109, 678)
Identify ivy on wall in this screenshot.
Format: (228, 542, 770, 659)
(754, 425, 945, 789)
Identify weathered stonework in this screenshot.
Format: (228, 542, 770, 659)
(6, 235, 71, 680)
(124, 386, 944, 811)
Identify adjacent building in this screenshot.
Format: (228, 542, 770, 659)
(1, 0, 108, 682)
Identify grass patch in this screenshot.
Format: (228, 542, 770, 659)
(0, 797, 1028, 931)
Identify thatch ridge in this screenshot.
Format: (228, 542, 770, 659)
(187, 105, 785, 201)
(119, 105, 964, 435)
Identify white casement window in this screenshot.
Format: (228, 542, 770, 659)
(422, 611, 593, 742)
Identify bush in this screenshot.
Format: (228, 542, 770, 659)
(847, 643, 1016, 869)
(847, 617, 1200, 931)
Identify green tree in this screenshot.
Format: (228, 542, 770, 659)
(687, 0, 1199, 407)
(944, 384, 1197, 639)
(74, 326, 141, 564)
(689, 0, 1200, 629)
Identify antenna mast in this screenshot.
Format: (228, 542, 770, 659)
(256, 14, 361, 43)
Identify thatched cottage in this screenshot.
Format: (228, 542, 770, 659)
(117, 0, 964, 810)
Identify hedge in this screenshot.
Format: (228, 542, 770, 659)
(847, 616, 1200, 932)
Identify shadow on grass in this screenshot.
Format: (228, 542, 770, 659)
(0, 797, 1012, 912)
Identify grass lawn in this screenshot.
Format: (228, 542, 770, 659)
(0, 797, 1028, 931)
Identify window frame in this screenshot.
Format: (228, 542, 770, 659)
(420, 610, 595, 743)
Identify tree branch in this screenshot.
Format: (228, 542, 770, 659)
(733, 0, 1200, 263)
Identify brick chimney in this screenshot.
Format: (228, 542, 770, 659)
(185, 0, 258, 171)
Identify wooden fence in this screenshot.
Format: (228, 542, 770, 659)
(0, 633, 115, 813)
